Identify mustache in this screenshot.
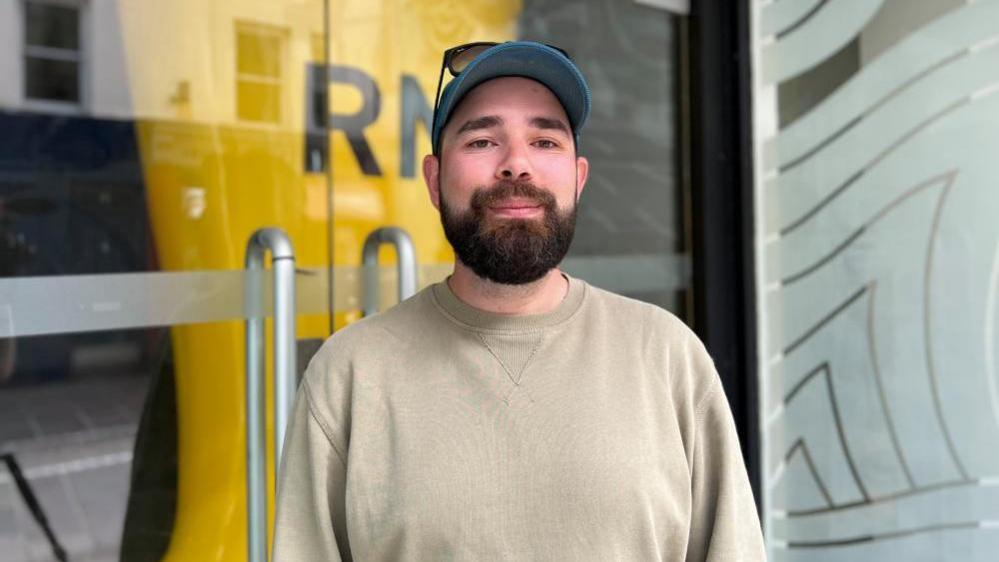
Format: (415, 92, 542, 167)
(469, 180, 558, 212)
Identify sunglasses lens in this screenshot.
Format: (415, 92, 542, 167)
(450, 44, 493, 74)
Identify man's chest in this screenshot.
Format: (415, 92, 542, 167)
(341, 346, 692, 559)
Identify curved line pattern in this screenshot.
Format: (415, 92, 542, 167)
(780, 96, 967, 235)
(787, 522, 983, 549)
(782, 361, 869, 503)
(761, 0, 824, 38)
(763, 2, 999, 555)
(788, 477, 988, 518)
(784, 362, 827, 403)
(781, 184, 971, 506)
(780, 171, 956, 286)
(780, 227, 864, 286)
(775, 5, 999, 171)
(775, 0, 831, 40)
(781, 79, 999, 236)
(779, 49, 968, 173)
(764, 0, 885, 85)
(783, 286, 867, 356)
(777, 184, 979, 528)
(785, 438, 835, 507)
(984, 241, 999, 434)
(866, 282, 916, 489)
(922, 182, 969, 480)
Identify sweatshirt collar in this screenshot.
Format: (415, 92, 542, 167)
(431, 274, 586, 332)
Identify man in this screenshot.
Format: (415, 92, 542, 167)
(273, 41, 766, 561)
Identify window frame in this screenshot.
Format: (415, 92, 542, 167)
(20, 0, 87, 114)
(234, 20, 288, 126)
(686, 0, 761, 516)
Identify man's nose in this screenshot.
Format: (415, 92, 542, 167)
(496, 144, 532, 180)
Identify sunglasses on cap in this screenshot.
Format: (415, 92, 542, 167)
(430, 41, 572, 139)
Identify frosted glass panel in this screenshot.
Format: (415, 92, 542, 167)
(754, 0, 999, 559)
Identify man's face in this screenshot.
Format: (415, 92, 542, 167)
(423, 76, 589, 285)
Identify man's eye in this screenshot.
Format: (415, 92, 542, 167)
(468, 139, 492, 149)
(535, 139, 559, 149)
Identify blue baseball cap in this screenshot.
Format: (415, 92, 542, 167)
(431, 41, 591, 155)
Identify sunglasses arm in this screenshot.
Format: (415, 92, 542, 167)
(430, 56, 448, 153)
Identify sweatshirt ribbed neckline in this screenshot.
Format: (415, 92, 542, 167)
(430, 275, 587, 333)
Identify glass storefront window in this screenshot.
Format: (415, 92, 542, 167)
(0, 1, 689, 559)
(754, 0, 999, 559)
(520, 0, 689, 315)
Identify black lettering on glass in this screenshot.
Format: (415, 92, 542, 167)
(400, 74, 432, 178)
(329, 65, 382, 177)
(304, 63, 328, 173)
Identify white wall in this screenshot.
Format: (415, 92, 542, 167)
(0, 0, 24, 110)
(88, 0, 133, 118)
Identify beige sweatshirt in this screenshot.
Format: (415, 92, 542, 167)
(273, 276, 765, 561)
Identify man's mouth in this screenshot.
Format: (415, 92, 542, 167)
(487, 198, 544, 218)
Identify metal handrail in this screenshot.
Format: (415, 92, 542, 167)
(244, 228, 297, 562)
(361, 227, 418, 317)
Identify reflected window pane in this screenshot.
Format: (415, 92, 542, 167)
(236, 81, 281, 123)
(236, 26, 282, 78)
(235, 23, 284, 123)
(520, 0, 687, 316)
(25, 56, 79, 102)
(25, 2, 79, 50)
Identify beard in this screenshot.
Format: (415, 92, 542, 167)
(438, 179, 577, 285)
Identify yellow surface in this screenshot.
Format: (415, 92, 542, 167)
(119, 0, 521, 559)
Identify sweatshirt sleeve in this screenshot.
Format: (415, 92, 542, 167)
(272, 379, 351, 561)
(685, 380, 767, 562)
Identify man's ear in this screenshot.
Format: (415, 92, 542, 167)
(423, 154, 441, 211)
(574, 155, 589, 201)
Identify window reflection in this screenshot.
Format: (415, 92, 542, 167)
(235, 22, 286, 123)
(23, 1, 81, 104)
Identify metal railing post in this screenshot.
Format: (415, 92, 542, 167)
(361, 227, 418, 317)
(244, 227, 297, 562)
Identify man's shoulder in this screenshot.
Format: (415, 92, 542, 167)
(576, 279, 719, 410)
(336, 285, 434, 340)
(302, 285, 440, 381)
(580, 280, 695, 341)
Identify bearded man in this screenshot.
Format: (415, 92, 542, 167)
(273, 41, 766, 561)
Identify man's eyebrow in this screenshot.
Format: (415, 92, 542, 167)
(456, 115, 502, 135)
(530, 116, 570, 134)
